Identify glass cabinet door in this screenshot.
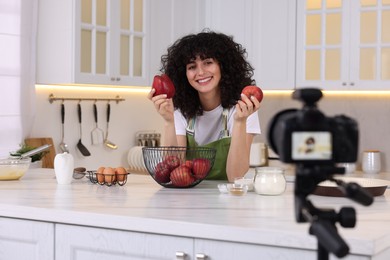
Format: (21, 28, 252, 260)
(350, 0, 390, 89)
(296, 0, 349, 89)
(80, 0, 109, 76)
(118, 0, 146, 80)
(297, 0, 390, 90)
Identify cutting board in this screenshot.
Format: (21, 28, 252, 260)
(25, 138, 56, 168)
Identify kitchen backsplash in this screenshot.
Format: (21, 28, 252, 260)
(31, 86, 389, 172)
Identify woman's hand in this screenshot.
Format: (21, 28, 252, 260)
(148, 88, 175, 122)
(234, 94, 261, 121)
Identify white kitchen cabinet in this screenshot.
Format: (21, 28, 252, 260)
(0, 217, 54, 260)
(203, 0, 296, 90)
(37, 0, 150, 86)
(149, 0, 206, 77)
(55, 224, 194, 260)
(296, 0, 390, 90)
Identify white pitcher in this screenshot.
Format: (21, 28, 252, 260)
(54, 152, 74, 184)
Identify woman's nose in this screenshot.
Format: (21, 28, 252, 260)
(196, 65, 205, 75)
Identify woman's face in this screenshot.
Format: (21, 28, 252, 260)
(185, 56, 221, 94)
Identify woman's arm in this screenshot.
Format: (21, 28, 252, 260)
(226, 94, 260, 182)
(148, 88, 177, 146)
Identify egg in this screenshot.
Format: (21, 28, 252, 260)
(96, 166, 105, 183)
(115, 167, 128, 182)
(103, 167, 116, 184)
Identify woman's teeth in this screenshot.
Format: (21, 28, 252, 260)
(198, 77, 212, 83)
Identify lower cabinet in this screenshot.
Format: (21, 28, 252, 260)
(55, 224, 316, 260)
(55, 224, 194, 260)
(0, 217, 54, 260)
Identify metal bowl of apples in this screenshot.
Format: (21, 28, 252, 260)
(142, 146, 216, 188)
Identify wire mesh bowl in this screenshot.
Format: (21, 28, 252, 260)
(142, 146, 216, 188)
(87, 170, 129, 186)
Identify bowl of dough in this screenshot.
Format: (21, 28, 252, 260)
(0, 157, 31, 180)
(142, 146, 216, 188)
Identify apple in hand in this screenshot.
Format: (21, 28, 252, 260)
(170, 165, 195, 187)
(154, 161, 171, 183)
(192, 158, 211, 180)
(241, 85, 263, 103)
(152, 74, 176, 98)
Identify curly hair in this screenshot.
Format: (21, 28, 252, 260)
(160, 30, 255, 119)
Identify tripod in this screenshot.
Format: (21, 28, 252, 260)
(294, 164, 373, 260)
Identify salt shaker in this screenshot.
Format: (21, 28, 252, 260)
(254, 167, 286, 195)
(54, 152, 74, 184)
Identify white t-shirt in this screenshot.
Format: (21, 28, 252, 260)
(174, 105, 261, 145)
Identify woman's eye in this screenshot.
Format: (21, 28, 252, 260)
(187, 65, 196, 70)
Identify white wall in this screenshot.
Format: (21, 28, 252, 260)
(0, 0, 37, 157)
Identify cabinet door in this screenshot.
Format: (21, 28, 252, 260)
(56, 224, 194, 260)
(0, 217, 54, 260)
(76, 0, 112, 84)
(149, 0, 205, 80)
(194, 238, 319, 260)
(296, 0, 350, 90)
(296, 0, 390, 90)
(349, 0, 390, 90)
(203, 0, 295, 90)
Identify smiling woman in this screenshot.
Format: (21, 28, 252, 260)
(0, 0, 38, 157)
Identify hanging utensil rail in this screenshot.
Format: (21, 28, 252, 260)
(48, 94, 125, 104)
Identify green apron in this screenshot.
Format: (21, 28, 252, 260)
(186, 109, 231, 180)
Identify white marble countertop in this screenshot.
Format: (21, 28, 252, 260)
(1, 169, 390, 257)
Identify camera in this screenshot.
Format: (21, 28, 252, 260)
(267, 88, 359, 165)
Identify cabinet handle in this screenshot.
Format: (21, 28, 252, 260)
(116, 77, 121, 81)
(342, 82, 347, 86)
(196, 253, 207, 259)
(110, 77, 115, 81)
(350, 82, 355, 86)
(175, 251, 186, 259)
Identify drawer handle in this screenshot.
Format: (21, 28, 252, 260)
(175, 251, 186, 259)
(196, 253, 207, 259)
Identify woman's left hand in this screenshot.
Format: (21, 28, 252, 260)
(234, 94, 260, 121)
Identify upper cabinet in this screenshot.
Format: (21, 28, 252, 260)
(203, 0, 296, 90)
(37, 0, 150, 86)
(149, 0, 206, 77)
(296, 0, 390, 90)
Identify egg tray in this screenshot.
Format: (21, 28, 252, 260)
(86, 171, 129, 186)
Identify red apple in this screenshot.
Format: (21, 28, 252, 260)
(163, 155, 181, 169)
(192, 158, 211, 180)
(241, 85, 263, 103)
(152, 74, 176, 98)
(182, 160, 193, 169)
(170, 165, 195, 187)
(154, 161, 171, 183)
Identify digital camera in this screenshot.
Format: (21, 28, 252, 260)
(267, 88, 359, 165)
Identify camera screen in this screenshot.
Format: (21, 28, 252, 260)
(292, 132, 332, 160)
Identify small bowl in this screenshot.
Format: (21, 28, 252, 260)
(142, 146, 216, 188)
(227, 183, 248, 196)
(234, 177, 254, 191)
(0, 157, 31, 180)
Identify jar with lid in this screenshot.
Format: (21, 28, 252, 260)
(254, 167, 286, 195)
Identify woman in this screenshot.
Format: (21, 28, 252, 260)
(148, 31, 261, 182)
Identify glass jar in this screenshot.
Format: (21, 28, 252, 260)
(254, 167, 286, 195)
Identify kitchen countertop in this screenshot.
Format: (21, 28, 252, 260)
(1, 168, 390, 257)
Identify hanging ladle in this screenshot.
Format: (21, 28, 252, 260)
(59, 102, 69, 153)
(77, 103, 91, 156)
(104, 102, 118, 149)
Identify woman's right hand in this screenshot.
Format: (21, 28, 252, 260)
(147, 88, 175, 122)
